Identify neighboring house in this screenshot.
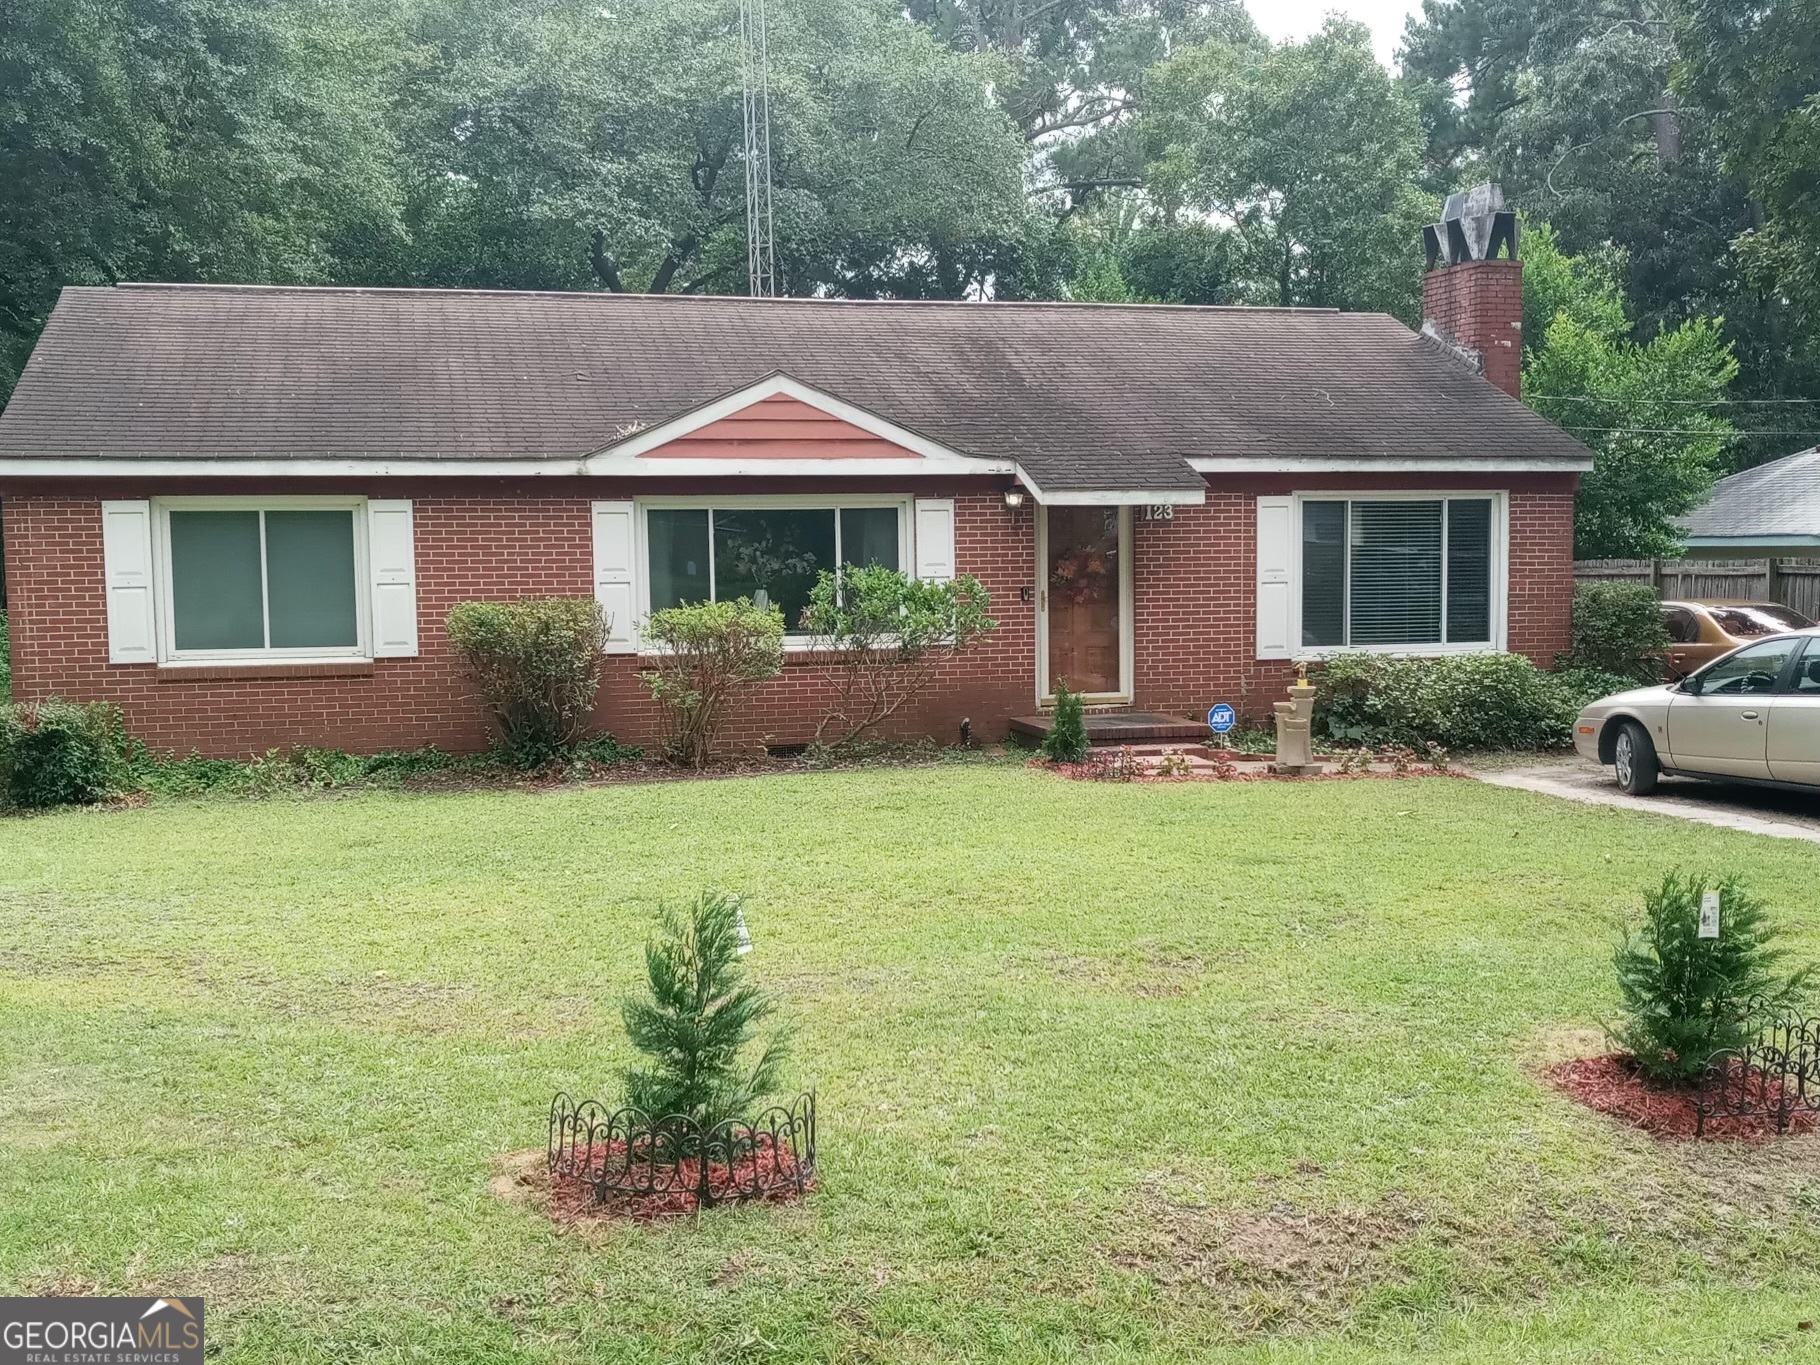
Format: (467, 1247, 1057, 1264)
(1683, 447, 1820, 559)
(0, 211, 1590, 757)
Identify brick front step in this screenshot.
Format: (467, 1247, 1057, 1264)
(1008, 711, 1211, 745)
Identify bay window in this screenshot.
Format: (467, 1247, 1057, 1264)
(642, 500, 906, 633)
(1300, 496, 1497, 649)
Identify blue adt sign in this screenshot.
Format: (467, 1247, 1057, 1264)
(1207, 703, 1237, 735)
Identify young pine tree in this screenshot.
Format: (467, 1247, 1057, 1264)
(1609, 871, 1810, 1085)
(622, 891, 790, 1132)
(1041, 680, 1090, 763)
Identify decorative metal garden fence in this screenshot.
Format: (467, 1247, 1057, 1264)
(547, 1090, 817, 1211)
(1695, 1001, 1820, 1136)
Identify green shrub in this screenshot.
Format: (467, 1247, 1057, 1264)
(640, 599, 785, 767)
(1563, 582, 1669, 679)
(1610, 871, 1811, 1085)
(1315, 652, 1588, 750)
(800, 566, 996, 746)
(1551, 665, 1651, 711)
(0, 611, 11, 703)
(1040, 680, 1090, 763)
(1312, 653, 1642, 751)
(0, 700, 125, 808)
(621, 891, 790, 1131)
(445, 598, 606, 764)
(572, 734, 641, 766)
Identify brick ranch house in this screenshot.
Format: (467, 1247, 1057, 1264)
(0, 237, 1590, 758)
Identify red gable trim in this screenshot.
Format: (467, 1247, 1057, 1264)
(636, 393, 915, 460)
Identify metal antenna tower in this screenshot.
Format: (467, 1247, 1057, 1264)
(739, 0, 776, 297)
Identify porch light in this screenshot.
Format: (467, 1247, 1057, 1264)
(1004, 488, 1027, 509)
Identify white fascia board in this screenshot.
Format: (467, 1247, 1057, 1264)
(629, 455, 1012, 478)
(1189, 455, 1594, 473)
(584, 372, 1001, 472)
(0, 454, 1014, 479)
(1014, 468, 1205, 506)
(1036, 486, 1206, 505)
(0, 457, 588, 477)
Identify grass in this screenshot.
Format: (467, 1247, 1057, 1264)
(3, 766, 1820, 1362)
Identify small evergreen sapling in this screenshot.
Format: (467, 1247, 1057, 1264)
(1609, 871, 1810, 1085)
(1040, 680, 1090, 763)
(621, 891, 790, 1132)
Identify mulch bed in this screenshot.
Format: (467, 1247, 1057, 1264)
(547, 1137, 816, 1221)
(1544, 1053, 1818, 1141)
(1034, 757, 1469, 783)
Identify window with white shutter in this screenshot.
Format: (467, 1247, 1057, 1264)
(592, 500, 638, 653)
(102, 500, 157, 664)
(1255, 496, 1294, 659)
(367, 500, 418, 658)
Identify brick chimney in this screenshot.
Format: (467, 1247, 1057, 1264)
(1420, 183, 1522, 398)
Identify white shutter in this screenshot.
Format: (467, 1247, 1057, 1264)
(914, 498, 955, 582)
(101, 500, 156, 663)
(367, 500, 418, 658)
(1256, 495, 1295, 660)
(592, 500, 637, 653)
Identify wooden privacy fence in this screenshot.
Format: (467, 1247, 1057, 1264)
(1574, 558, 1820, 620)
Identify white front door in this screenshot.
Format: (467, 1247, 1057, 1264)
(1666, 636, 1803, 778)
(1769, 639, 1820, 785)
(1037, 505, 1133, 702)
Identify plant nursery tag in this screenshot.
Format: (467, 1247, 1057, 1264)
(1699, 890, 1721, 939)
(734, 902, 754, 956)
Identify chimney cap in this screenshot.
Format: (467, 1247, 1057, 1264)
(1424, 181, 1517, 270)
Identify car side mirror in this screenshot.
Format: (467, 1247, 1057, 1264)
(1682, 673, 1705, 695)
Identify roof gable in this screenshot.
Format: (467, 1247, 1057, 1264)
(588, 373, 1005, 475)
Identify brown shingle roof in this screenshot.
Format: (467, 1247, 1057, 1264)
(0, 284, 1592, 490)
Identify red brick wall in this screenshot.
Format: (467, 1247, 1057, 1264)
(0, 475, 1575, 756)
(1, 485, 1035, 757)
(1421, 258, 1523, 398)
(1128, 476, 1578, 723)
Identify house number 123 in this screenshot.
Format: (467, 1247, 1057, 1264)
(1144, 504, 1175, 521)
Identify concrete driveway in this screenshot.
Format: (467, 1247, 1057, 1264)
(1473, 755, 1820, 844)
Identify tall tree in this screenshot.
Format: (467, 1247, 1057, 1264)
(1521, 222, 1738, 558)
(1145, 19, 1430, 316)
(0, 0, 409, 399)
(1674, 0, 1820, 460)
(1399, 0, 1820, 468)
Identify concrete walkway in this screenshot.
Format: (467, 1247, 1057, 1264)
(1474, 756, 1820, 845)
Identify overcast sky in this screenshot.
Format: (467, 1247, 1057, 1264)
(1249, 1, 1429, 70)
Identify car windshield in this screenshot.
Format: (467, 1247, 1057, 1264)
(1708, 604, 1814, 637)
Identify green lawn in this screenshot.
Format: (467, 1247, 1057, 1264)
(3, 765, 1819, 1363)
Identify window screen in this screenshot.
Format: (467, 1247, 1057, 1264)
(1301, 501, 1346, 647)
(645, 504, 905, 633)
(168, 507, 360, 655)
(1444, 499, 1493, 644)
(1349, 501, 1443, 645)
(1299, 498, 1494, 648)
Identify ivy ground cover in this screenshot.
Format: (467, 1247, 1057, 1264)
(2, 765, 1818, 1362)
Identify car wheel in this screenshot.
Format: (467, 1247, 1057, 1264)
(1613, 720, 1660, 796)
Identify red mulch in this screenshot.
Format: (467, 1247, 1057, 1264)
(1544, 1053, 1818, 1142)
(547, 1137, 815, 1221)
(1032, 757, 1468, 783)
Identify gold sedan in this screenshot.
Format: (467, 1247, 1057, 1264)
(1660, 599, 1815, 679)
